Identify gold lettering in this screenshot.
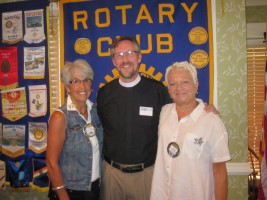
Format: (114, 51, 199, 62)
(97, 37, 113, 56)
(159, 4, 174, 23)
(95, 8, 110, 27)
(136, 34, 152, 54)
(157, 34, 172, 53)
(136, 4, 153, 24)
(73, 11, 88, 30)
(181, 2, 198, 23)
(115, 5, 132, 24)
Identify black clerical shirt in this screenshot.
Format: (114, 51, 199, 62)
(97, 76, 171, 165)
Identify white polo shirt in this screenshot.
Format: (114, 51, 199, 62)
(150, 100, 231, 200)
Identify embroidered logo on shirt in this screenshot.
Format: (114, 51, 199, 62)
(194, 137, 204, 146)
(67, 102, 76, 110)
(68, 124, 81, 131)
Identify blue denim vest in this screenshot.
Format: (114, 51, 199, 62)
(58, 103, 103, 191)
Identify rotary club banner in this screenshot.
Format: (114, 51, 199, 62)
(60, 0, 214, 103)
(6, 158, 30, 192)
(0, 46, 18, 90)
(2, 11, 23, 44)
(32, 158, 49, 192)
(2, 124, 25, 158)
(24, 9, 46, 44)
(28, 122, 47, 154)
(1, 87, 27, 122)
(24, 46, 45, 79)
(28, 85, 47, 117)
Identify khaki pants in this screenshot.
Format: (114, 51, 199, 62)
(100, 160, 154, 200)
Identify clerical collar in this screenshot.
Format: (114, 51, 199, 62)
(119, 74, 141, 88)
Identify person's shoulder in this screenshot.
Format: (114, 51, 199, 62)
(140, 76, 171, 103)
(141, 76, 165, 87)
(162, 103, 174, 110)
(98, 78, 119, 92)
(160, 103, 174, 117)
(91, 103, 97, 110)
(161, 103, 174, 112)
(49, 109, 65, 123)
(201, 107, 224, 126)
(206, 112, 223, 122)
(52, 109, 65, 117)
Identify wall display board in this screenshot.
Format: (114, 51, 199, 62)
(60, 0, 215, 103)
(0, 0, 215, 194)
(0, 0, 50, 192)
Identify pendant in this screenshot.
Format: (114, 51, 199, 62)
(83, 123, 96, 137)
(167, 142, 180, 158)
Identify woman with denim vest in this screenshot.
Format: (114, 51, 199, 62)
(46, 59, 103, 200)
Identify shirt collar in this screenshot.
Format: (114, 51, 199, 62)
(66, 95, 93, 112)
(190, 99, 205, 121)
(119, 74, 141, 88)
(172, 98, 204, 122)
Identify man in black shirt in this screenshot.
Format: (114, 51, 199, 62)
(97, 36, 170, 200)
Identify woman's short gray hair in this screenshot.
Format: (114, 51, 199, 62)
(165, 61, 198, 85)
(61, 59, 94, 86)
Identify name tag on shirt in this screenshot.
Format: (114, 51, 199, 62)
(139, 106, 153, 116)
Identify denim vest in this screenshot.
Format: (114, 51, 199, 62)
(58, 103, 103, 191)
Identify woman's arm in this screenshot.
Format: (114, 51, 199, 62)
(213, 162, 228, 200)
(46, 111, 69, 200)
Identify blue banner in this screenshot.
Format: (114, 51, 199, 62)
(60, 0, 214, 103)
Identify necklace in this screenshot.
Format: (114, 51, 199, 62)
(79, 107, 87, 115)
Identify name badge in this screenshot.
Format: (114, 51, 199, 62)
(139, 106, 153, 116)
(167, 142, 180, 158)
(83, 123, 96, 137)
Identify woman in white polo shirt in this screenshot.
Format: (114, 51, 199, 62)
(150, 61, 231, 200)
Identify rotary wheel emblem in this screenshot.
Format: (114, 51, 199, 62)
(34, 129, 43, 140)
(99, 63, 165, 88)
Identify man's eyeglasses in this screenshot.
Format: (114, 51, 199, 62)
(69, 78, 91, 86)
(113, 50, 138, 60)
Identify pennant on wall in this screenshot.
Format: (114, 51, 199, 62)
(28, 122, 47, 154)
(2, 11, 23, 44)
(0, 46, 18, 90)
(32, 158, 49, 192)
(28, 85, 47, 117)
(24, 46, 45, 79)
(6, 158, 30, 192)
(2, 124, 25, 158)
(0, 160, 5, 191)
(1, 87, 27, 122)
(24, 9, 46, 44)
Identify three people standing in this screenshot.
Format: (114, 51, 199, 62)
(47, 37, 228, 200)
